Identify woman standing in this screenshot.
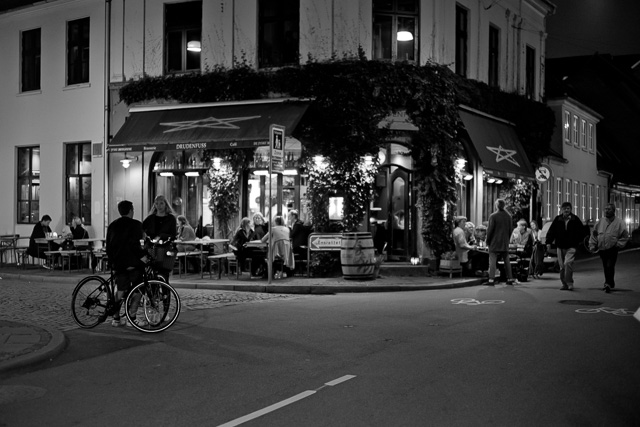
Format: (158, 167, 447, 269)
(143, 195, 177, 281)
(529, 220, 545, 278)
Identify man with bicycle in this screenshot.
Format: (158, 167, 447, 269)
(106, 200, 149, 327)
(589, 203, 629, 293)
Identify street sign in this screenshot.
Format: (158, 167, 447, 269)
(535, 165, 551, 182)
(270, 124, 285, 174)
(308, 233, 342, 251)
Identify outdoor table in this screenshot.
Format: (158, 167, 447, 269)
(35, 237, 65, 269)
(73, 238, 106, 272)
(180, 238, 229, 278)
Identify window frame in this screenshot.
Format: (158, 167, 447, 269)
(587, 122, 594, 152)
(563, 110, 570, 144)
(164, 1, 202, 75)
(525, 45, 536, 99)
(580, 119, 587, 150)
(488, 24, 500, 88)
(372, 0, 419, 63)
(66, 17, 90, 86)
(572, 115, 578, 146)
(21, 27, 41, 92)
(258, 0, 300, 69)
(17, 146, 40, 224)
(455, 4, 469, 77)
(65, 142, 92, 225)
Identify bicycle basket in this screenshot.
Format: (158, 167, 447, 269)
(150, 245, 176, 271)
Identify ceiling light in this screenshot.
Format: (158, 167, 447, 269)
(463, 173, 474, 181)
(283, 169, 298, 175)
(160, 172, 174, 177)
(187, 40, 201, 52)
(185, 171, 200, 177)
(397, 31, 413, 41)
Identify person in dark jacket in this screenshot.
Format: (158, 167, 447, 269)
(486, 198, 515, 285)
(27, 214, 60, 264)
(545, 202, 589, 291)
(289, 210, 311, 257)
(106, 200, 149, 327)
(143, 195, 177, 282)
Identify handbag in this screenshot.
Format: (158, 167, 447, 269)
(151, 244, 176, 271)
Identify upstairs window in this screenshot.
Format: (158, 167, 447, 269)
(488, 25, 500, 87)
(259, 0, 299, 68)
(563, 110, 570, 144)
(67, 18, 90, 85)
(21, 28, 41, 92)
(580, 119, 587, 149)
(525, 45, 536, 99)
(455, 5, 469, 76)
(17, 146, 40, 224)
(165, 1, 202, 74)
(572, 115, 578, 146)
(373, 0, 418, 62)
(66, 142, 92, 225)
(587, 123, 594, 152)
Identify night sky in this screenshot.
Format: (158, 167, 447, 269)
(546, 0, 640, 58)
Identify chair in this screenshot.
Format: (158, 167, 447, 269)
(293, 246, 309, 277)
(0, 234, 19, 266)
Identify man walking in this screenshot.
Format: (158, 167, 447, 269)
(486, 199, 515, 286)
(545, 202, 588, 291)
(589, 203, 629, 293)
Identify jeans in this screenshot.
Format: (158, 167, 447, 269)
(489, 251, 513, 281)
(599, 247, 619, 287)
(556, 247, 576, 287)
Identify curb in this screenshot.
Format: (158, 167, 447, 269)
(0, 323, 67, 374)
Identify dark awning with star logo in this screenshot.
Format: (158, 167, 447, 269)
(459, 107, 535, 180)
(108, 99, 309, 152)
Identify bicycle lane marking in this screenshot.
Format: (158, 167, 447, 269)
(575, 307, 635, 316)
(451, 298, 505, 305)
(216, 375, 356, 427)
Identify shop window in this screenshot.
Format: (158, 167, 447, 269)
(67, 17, 90, 85)
(488, 25, 500, 88)
(21, 28, 41, 92)
(455, 4, 469, 77)
(66, 142, 91, 225)
(17, 146, 40, 224)
(525, 45, 536, 99)
(165, 1, 202, 74)
(373, 0, 418, 62)
(258, 0, 299, 69)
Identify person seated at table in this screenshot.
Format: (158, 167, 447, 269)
(261, 215, 295, 278)
(62, 214, 89, 240)
(176, 215, 196, 252)
(510, 219, 533, 257)
(252, 212, 269, 240)
(27, 215, 60, 265)
(453, 216, 478, 276)
(231, 217, 257, 275)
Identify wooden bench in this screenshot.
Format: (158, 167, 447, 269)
(175, 250, 203, 277)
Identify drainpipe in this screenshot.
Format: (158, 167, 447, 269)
(104, 0, 112, 236)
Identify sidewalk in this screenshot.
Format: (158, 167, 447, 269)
(0, 264, 483, 374)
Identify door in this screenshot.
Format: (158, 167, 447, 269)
(388, 167, 412, 260)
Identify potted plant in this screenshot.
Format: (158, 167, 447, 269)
(439, 251, 461, 271)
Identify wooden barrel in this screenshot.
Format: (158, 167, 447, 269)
(341, 232, 376, 280)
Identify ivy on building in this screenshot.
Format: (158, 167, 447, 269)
(119, 58, 554, 256)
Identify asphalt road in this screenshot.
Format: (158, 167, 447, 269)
(1, 251, 639, 426)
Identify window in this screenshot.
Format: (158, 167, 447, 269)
(17, 147, 40, 224)
(373, 0, 418, 62)
(580, 182, 586, 220)
(67, 18, 90, 85)
(488, 25, 500, 87)
(544, 180, 552, 220)
(572, 115, 578, 146)
(588, 184, 593, 221)
(21, 28, 41, 92)
(580, 119, 586, 149)
(165, 1, 202, 74)
(556, 177, 562, 215)
(66, 143, 92, 225)
(259, 0, 299, 68)
(573, 181, 579, 212)
(595, 185, 601, 219)
(525, 45, 536, 99)
(455, 5, 469, 77)
(563, 111, 570, 144)
(587, 123, 594, 152)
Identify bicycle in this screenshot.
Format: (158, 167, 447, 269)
(71, 239, 181, 333)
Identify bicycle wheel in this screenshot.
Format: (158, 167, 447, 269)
(124, 280, 181, 333)
(71, 276, 111, 328)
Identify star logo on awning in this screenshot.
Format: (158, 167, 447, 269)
(486, 145, 520, 167)
(160, 115, 261, 133)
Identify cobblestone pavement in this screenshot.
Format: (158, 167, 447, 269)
(0, 278, 308, 332)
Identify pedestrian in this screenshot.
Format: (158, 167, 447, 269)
(528, 220, 545, 278)
(143, 195, 177, 282)
(453, 216, 477, 276)
(545, 202, 589, 291)
(106, 200, 149, 327)
(485, 199, 516, 285)
(589, 203, 629, 293)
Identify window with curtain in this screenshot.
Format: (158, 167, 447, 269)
(67, 17, 90, 85)
(165, 1, 202, 74)
(66, 142, 92, 225)
(455, 5, 469, 76)
(21, 28, 41, 92)
(488, 25, 500, 87)
(258, 0, 299, 68)
(17, 147, 40, 224)
(373, 0, 418, 62)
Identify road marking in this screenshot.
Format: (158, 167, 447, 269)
(217, 375, 356, 427)
(575, 307, 635, 316)
(451, 298, 505, 305)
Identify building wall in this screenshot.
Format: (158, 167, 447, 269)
(0, 0, 106, 239)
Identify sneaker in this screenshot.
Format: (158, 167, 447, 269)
(506, 280, 520, 286)
(126, 317, 148, 328)
(486, 279, 495, 286)
(111, 318, 125, 327)
(604, 284, 611, 293)
(560, 285, 569, 290)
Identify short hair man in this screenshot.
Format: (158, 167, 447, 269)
(106, 200, 149, 327)
(589, 203, 629, 293)
(545, 202, 589, 290)
(485, 199, 515, 285)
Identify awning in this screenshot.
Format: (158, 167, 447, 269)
(108, 99, 309, 152)
(459, 108, 535, 180)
